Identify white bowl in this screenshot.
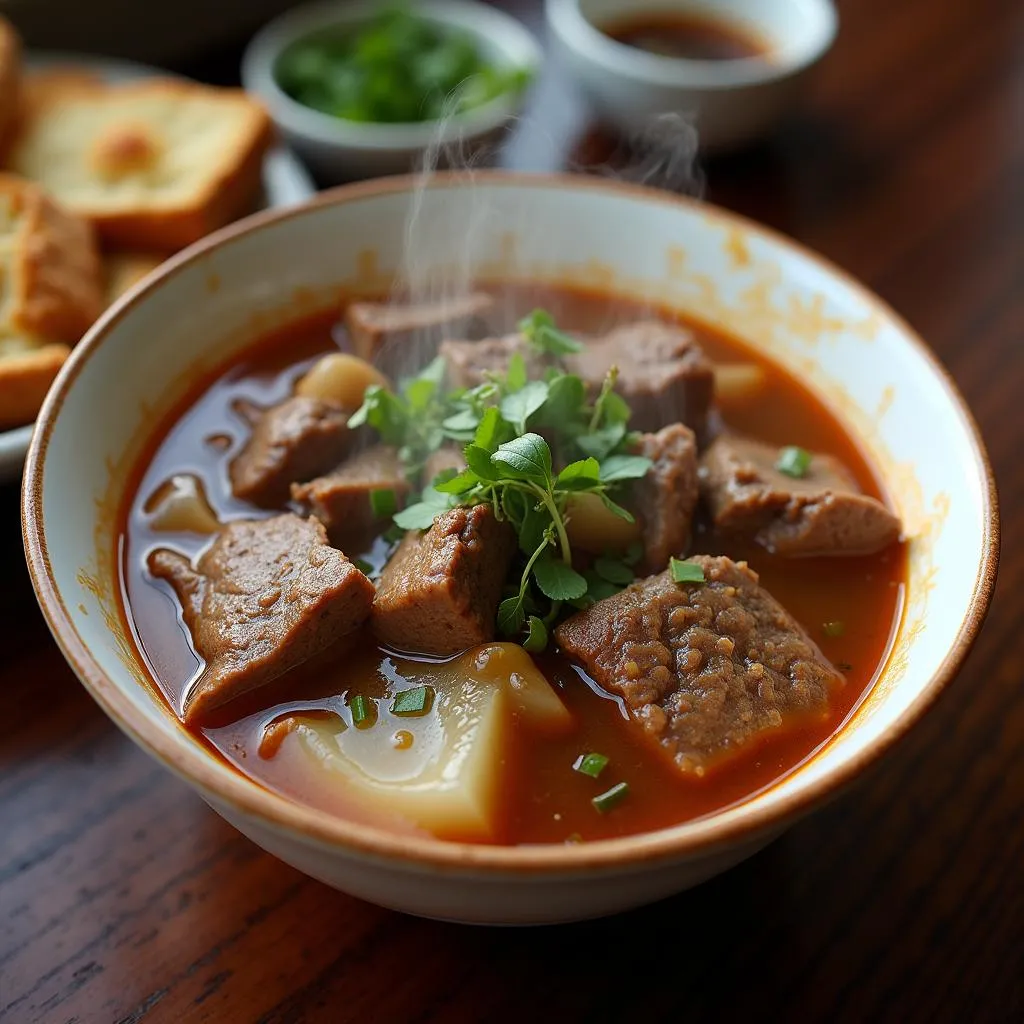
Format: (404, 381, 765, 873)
(23, 174, 998, 925)
(242, 0, 542, 182)
(546, 0, 838, 150)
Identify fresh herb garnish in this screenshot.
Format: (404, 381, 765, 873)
(518, 309, 583, 355)
(822, 621, 846, 638)
(369, 488, 398, 519)
(355, 310, 656, 650)
(523, 615, 548, 653)
(670, 557, 706, 585)
(391, 685, 433, 717)
(573, 752, 609, 779)
(592, 781, 630, 813)
(776, 445, 812, 478)
(350, 694, 373, 728)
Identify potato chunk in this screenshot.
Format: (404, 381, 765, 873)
(273, 645, 570, 839)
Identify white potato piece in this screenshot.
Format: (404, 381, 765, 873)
(144, 473, 220, 534)
(275, 646, 569, 839)
(294, 352, 390, 411)
(284, 680, 507, 841)
(713, 362, 766, 404)
(565, 491, 642, 554)
(458, 643, 573, 734)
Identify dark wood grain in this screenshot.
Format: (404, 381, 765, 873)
(2, 0, 1022, 1020)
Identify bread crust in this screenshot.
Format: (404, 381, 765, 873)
(0, 342, 70, 431)
(0, 16, 21, 160)
(8, 78, 275, 251)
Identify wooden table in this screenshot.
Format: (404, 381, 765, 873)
(2, 1, 1021, 1020)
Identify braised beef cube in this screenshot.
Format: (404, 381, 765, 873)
(700, 434, 902, 556)
(439, 334, 550, 390)
(372, 505, 515, 656)
(346, 293, 495, 369)
(556, 555, 841, 775)
(290, 444, 409, 547)
(566, 321, 714, 435)
(149, 514, 374, 725)
(630, 423, 699, 573)
(230, 395, 350, 508)
(423, 444, 466, 486)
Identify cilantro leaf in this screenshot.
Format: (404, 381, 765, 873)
(523, 615, 549, 652)
(473, 406, 508, 453)
(575, 423, 627, 460)
(534, 556, 588, 601)
(506, 352, 528, 392)
(556, 457, 602, 490)
(491, 433, 553, 486)
(599, 454, 653, 482)
(594, 555, 634, 585)
(500, 380, 549, 434)
(518, 309, 583, 355)
(465, 443, 503, 481)
(498, 594, 527, 635)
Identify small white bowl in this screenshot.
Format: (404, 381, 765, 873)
(23, 174, 997, 925)
(546, 0, 838, 150)
(242, 0, 542, 182)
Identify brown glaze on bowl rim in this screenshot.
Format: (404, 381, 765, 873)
(21, 172, 1000, 875)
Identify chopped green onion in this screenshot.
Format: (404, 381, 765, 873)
(350, 694, 373, 728)
(573, 752, 609, 779)
(670, 557, 706, 585)
(776, 446, 812, 478)
(391, 685, 433, 717)
(369, 488, 398, 519)
(592, 781, 630, 813)
(822, 621, 846, 638)
(353, 558, 373, 576)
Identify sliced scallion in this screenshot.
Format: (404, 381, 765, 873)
(573, 752, 609, 779)
(350, 694, 373, 728)
(776, 446, 812, 478)
(670, 557, 705, 585)
(391, 685, 433, 717)
(592, 781, 630, 814)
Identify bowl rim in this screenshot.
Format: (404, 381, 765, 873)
(241, 0, 543, 152)
(545, 0, 839, 91)
(22, 171, 999, 875)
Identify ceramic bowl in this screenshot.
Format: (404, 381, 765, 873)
(546, 0, 838, 150)
(23, 174, 997, 925)
(241, 0, 542, 182)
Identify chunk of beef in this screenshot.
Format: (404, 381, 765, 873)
(372, 504, 515, 656)
(149, 514, 374, 725)
(439, 333, 549, 390)
(555, 555, 841, 775)
(346, 292, 495, 369)
(423, 444, 466, 485)
(290, 444, 409, 547)
(566, 321, 714, 436)
(230, 396, 350, 508)
(700, 434, 902, 556)
(630, 423, 699, 573)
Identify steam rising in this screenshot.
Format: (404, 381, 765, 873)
(376, 101, 704, 374)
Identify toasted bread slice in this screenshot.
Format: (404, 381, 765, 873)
(0, 17, 21, 159)
(0, 340, 70, 431)
(8, 79, 274, 251)
(0, 174, 104, 341)
(104, 250, 165, 305)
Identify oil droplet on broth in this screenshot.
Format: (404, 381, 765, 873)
(392, 729, 414, 750)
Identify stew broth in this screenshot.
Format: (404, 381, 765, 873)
(119, 285, 905, 845)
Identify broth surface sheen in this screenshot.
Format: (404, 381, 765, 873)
(601, 12, 769, 62)
(119, 285, 905, 845)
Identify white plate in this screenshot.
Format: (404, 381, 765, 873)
(0, 53, 316, 483)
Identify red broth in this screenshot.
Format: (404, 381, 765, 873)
(602, 12, 769, 62)
(118, 285, 906, 845)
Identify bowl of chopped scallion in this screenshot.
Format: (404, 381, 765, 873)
(242, 1, 541, 181)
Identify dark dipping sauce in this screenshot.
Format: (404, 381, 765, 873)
(119, 285, 905, 845)
(602, 12, 769, 62)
